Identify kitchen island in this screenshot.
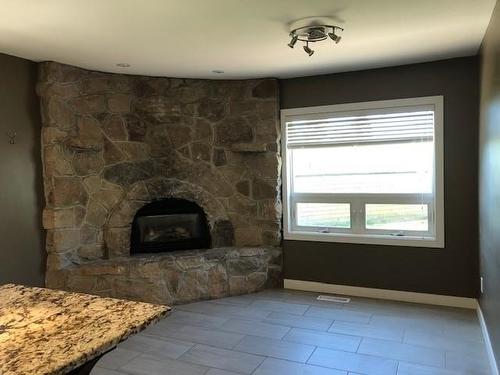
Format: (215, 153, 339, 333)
(0, 284, 170, 375)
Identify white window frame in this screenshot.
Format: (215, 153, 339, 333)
(281, 96, 445, 248)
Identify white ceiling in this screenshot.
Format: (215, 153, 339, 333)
(0, 0, 496, 79)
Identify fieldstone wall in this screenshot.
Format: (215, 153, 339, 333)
(61, 247, 282, 305)
(38, 62, 282, 302)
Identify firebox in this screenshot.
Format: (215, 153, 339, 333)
(130, 198, 211, 254)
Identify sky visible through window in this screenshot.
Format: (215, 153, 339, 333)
(292, 141, 433, 194)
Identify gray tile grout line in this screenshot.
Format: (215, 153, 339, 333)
(304, 344, 318, 364)
(355, 336, 364, 353)
(154, 340, 262, 375)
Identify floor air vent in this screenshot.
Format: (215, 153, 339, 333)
(317, 295, 351, 303)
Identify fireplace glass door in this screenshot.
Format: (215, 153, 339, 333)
(131, 199, 211, 254)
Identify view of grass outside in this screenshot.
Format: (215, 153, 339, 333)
(297, 203, 351, 228)
(365, 204, 428, 231)
(296, 203, 428, 231)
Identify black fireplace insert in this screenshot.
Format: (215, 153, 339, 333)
(130, 198, 211, 254)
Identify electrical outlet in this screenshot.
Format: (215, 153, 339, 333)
(480, 276, 484, 294)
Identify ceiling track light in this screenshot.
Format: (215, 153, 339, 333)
(287, 23, 344, 56)
(303, 42, 314, 56)
(288, 34, 298, 48)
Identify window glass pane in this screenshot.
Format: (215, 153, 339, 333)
(365, 204, 428, 231)
(297, 203, 350, 228)
(291, 141, 433, 194)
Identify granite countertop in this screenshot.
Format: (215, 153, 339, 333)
(0, 284, 170, 375)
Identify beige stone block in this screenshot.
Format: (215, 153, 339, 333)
(45, 270, 67, 289)
(46, 253, 71, 271)
(46, 98, 76, 129)
(69, 95, 107, 115)
(117, 142, 151, 160)
(77, 244, 104, 260)
(43, 208, 74, 229)
(83, 175, 101, 194)
(47, 229, 80, 252)
(102, 115, 128, 141)
(85, 201, 108, 227)
(175, 255, 204, 270)
(77, 262, 127, 276)
(126, 182, 150, 201)
(108, 93, 131, 113)
(93, 188, 123, 211)
(105, 227, 131, 258)
(42, 127, 68, 144)
(234, 227, 262, 247)
(67, 276, 96, 293)
(43, 145, 74, 176)
(229, 275, 248, 296)
(67, 116, 103, 150)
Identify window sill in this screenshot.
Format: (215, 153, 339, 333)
(284, 231, 444, 248)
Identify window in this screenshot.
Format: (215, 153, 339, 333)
(281, 96, 444, 248)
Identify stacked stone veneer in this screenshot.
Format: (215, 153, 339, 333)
(38, 62, 282, 304)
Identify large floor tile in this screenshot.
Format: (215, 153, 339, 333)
(254, 357, 347, 375)
(358, 338, 445, 367)
(208, 295, 256, 307)
(397, 362, 461, 375)
(234, 335, 315, 362)
(159, 310, 229, 329)
(118, 334, 193, 360)
(283, 328, 360, 352)
(442, 321, 484, 343)
(204, 369, 244, 375)
(263, 311, 334, 331)
(178, 344, 265, 374)
(305, 306, 371, 324)
(403, 330, 487, 357)
(120, 354, 208, 375)
(369, 315, 444, 332)
(308, 347, 398, 375)
(445, 350, 491, 375)
(96, 348, 141, 370)
(250, 299, 310, 315)
(177, 301, 270, 320)
(329, 321, 404, 342)
(219, 318, 291, 339)
(144, 324, 244, 349)
(90, 368, 127, 375)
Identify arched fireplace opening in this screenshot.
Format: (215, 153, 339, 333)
(130, 198, 211, 255)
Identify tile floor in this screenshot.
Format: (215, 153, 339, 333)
(91, 289, 491, 375)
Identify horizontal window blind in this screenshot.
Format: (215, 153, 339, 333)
(286, 110, 434, 148)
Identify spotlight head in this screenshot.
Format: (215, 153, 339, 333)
(328, 32, 341, 43)
(303, 44, 314, 56)
(288, 35, 298, 48)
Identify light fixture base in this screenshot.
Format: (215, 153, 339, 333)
(287, 17, 344, 56)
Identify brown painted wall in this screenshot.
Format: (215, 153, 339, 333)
(479, 0, 500, 363)
(280, 57, 479, 297)
(0, 53, 44, 286)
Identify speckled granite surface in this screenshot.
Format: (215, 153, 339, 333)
(0, 284, 170, 375)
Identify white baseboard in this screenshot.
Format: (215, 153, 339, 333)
(477, 304, 499, 375)
(283, 279, 477, 309)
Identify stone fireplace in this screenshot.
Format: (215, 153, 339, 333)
(38, 62, 282, 304)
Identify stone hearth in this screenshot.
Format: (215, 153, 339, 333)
(38, 62, 282, 304)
